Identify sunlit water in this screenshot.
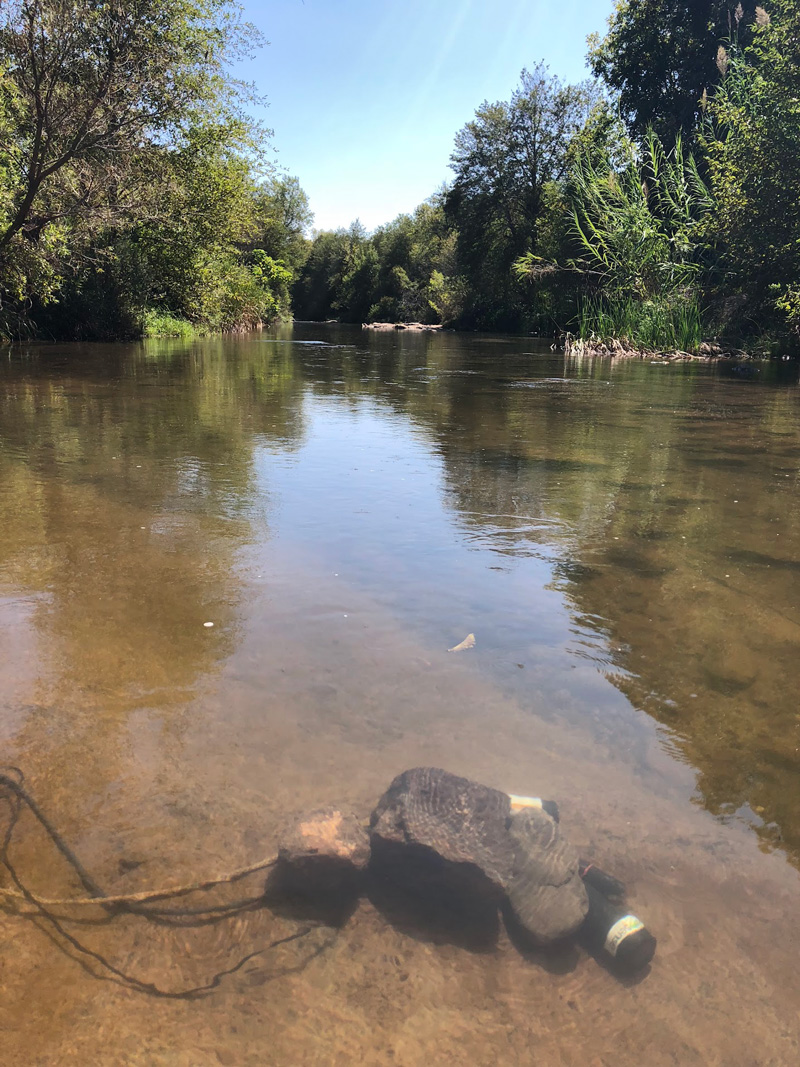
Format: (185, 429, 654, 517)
(1, 325, 798, 1066)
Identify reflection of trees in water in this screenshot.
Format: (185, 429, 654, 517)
(2, 328, 799, 865)
(0, 338, 306, 798)
(290, 330, 800, 867)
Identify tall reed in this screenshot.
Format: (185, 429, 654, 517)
(576, 295, 703, 351)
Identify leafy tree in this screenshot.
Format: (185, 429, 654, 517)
(0, 0, 259, 250)
(589, 0, 757, 139)
(293, 198, 462, 326)
(0, 0, 267, 334)
(702, 2, 800, 339)
(253, 175, 313, 271)
(291, 229, 351, 322)
(336, 229, 379, 323)
(446, 64, 598, 328)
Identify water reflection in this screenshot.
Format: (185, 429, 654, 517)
(0, 339, 304, 800)
(263, 328, 800, 866)
(1, 327, 799, 869)
(2, 326, 800, 1063)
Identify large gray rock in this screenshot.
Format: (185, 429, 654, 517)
(369, 767, 514, 903)
(506, 808, 588, 944)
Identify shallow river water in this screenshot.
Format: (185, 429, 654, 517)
(1, 324, 799, 1066)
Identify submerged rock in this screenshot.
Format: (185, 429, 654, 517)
(266, 807, 369, 923)
(369, 767, 514, 903)
(505, 807, 588, 944)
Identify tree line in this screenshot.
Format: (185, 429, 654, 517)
(1, 2, 798, 350)
(294, 0, 800, 353)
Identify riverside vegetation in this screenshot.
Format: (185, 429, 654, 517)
(0, 1, 798, 353)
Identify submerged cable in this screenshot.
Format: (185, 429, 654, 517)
(0, 770, 324, 997)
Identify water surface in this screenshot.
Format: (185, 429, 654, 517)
(0, 325, 799, 1065)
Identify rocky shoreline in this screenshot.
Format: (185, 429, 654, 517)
(362, 321, 443, 332)
(564, 336, 756, 363)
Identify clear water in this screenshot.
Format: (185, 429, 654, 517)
(0, 324, 798, 1065)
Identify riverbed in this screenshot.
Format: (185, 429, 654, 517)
(0, 324, 798, 1065)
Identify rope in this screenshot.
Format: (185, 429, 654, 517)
(0, 769, 325, 997)
(0, 771, 278, 910)
(0, 854, 279, 909)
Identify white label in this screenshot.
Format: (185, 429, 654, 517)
(604, 915, 644, 956)
(507, 794, 544, 811)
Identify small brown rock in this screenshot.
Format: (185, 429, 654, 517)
(280, 808, 370, 871)
(266, 807, 369, 924)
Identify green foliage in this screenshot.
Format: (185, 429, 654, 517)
(0, 0, 261, 251)
(143, 310, 197, 338)
(291, 228, 351, 322)
(446, 64, 599, 328)
(252, 176, 313, 271)
(292, 197, 462, 326)
(2, 1, 797, 350)
(575, 294, 704, 351)
(701, 1, 800, 339)
(567, 130, 713, 299)
(589, 1, 757, 139)
(514, 126, 713, 346)
(0, 0, 312, 339)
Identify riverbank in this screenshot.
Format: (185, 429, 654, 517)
(564, 335, 762, 363)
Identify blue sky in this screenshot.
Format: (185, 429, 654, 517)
(240, 1, 613, 232)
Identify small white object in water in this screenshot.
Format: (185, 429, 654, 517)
(204, 621, 214, 628)
(448, 633, 476, 653)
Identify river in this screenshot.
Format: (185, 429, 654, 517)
(0, 323, 798, 1065)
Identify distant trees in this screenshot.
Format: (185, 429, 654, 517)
(295, 3, 800, 352)
(294, 67, 598, 332)
(3, 1, 798, 349)
(292, 199, 461, 326)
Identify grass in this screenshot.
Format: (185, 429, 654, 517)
(142, 310, 199, 339)
(575, 295, 704, 353)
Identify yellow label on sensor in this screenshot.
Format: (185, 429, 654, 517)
(604, 915, 645, 956)
(507, 794, 544, 811)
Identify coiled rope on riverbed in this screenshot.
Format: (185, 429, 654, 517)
(0, 771, 279, 912)
(0, 769, 325, 998)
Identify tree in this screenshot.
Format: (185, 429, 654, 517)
(589, 1, 757, 140)
(702, 3, 800, 339)
(253, 175, 313, 271)
(291, 229, 351, 321)
(0, 0, 260, 254)
(446, 64, 598, 327)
